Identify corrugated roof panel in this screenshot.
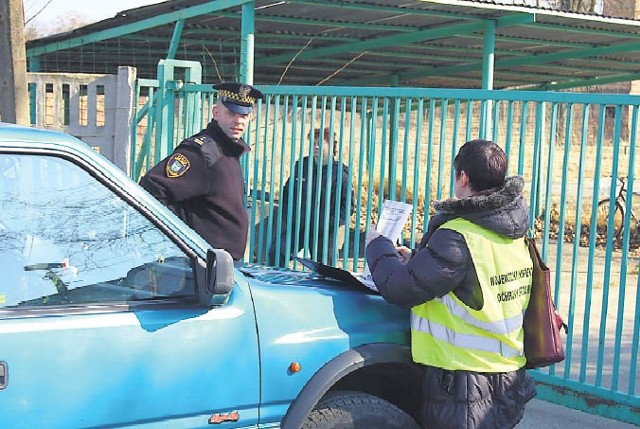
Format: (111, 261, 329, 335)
(25, 0, 640, 89)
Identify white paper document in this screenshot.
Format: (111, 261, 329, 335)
(362, 199, 413, 286)
(376, 199, 413, 243)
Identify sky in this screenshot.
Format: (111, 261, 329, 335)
(24, 0, 163, 29)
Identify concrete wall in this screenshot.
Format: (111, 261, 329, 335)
(26, 66, 136, 175)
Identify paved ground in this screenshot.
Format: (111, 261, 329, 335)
(517, 398, 638, 428)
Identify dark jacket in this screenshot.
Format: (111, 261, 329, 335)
(139, 120, 249, 260)
(366, 176, 536, 429)
(268, 157, 353, 265)
(281, 157, 352, 229)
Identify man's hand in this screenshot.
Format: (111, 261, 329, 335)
(396, 246, 412, 263)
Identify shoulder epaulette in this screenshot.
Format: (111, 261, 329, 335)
(182, 134, 214, 148)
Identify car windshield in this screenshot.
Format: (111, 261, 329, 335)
(0, 153, 195, 308)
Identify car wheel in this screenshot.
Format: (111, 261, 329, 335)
(301, 390, 420, 429)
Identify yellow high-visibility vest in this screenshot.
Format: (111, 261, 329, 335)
(411, 217, 533, 372)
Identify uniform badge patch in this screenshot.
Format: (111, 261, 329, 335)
(166, 153, 191, 178)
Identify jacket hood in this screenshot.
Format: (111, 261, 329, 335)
(430, 176, 530, 239)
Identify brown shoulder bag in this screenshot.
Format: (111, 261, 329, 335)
(523, 237, 568, 369)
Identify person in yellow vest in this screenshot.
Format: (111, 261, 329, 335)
(366, 139, 536, 429)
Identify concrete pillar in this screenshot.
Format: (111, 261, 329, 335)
(114, 66, 137, 175)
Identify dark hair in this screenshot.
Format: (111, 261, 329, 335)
(311, 128, 338, 157)
(453, 139, 507, 192)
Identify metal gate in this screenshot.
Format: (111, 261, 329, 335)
(133, 59, 640, 425)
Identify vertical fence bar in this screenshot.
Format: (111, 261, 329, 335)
(626, 105, 639, 396)
(581, 104, 606, 383)
(342, 96, 357, 270)
(448, 100, 461, 198)
(556, 103, 574, 378)
(400, 98, 412, 204)
(565, 103, 590, 381)
(291, 96, 309, 270)
(424, 99, 436, 218)
(436, 98, 448, 201)
(365, 97, 378, 246)
(411, 99, 424, 243)
(377, 97, 390, 215)
(529, 102, 544, 223)
(517, 101, 528, 176)
(353, 96, 369, 271)
(611, 104, 628, 392)
(334, 96, 348, 267)
(597, 107, 623, 386)
(540, 102, 557, 261)
(504, 101, 514, 173)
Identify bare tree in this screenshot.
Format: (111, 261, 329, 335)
(25, 12, 91, 39)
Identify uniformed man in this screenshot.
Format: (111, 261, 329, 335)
(140, 82, 264, 261)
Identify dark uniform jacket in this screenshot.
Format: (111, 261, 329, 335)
(366, 176, 536, 429)
(269, 156, 353, 265)
(139, 120, 249, 260)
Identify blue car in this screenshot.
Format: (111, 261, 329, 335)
(0, 124, 418, 428)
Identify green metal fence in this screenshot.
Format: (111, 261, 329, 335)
(133, 61, 640, 424)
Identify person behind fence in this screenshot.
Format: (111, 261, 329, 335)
(365, 139, 536, 429)
(268, 128, 353, 266)
(139, 82, 263, 262)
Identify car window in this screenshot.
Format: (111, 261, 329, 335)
(0, 153, 195, 309)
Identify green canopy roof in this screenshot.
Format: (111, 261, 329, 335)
(26, 0, 640, 90)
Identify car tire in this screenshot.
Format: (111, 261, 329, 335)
(301, 390, 420, 429)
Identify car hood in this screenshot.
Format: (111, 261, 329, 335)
(237, 264, 373, 292)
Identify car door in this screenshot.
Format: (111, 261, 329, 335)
(0, 149, 260, 428)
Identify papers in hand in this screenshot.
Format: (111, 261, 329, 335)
(363, 199, 413, 278)
(376, 199, 414, 243)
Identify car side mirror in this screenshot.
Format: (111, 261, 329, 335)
(198, 249, 234, 306)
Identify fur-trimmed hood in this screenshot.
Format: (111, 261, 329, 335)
(427, 176, 530, 240)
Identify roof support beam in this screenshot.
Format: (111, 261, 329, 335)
(351, 29, 640, 88)
(532, 22, 640, 41)
(480, 19, 496, 138)
(27, 0, 253, 57)
(167, 20, 185, 59)
(213, 10, 416, 32)
(529, 72, 640, 90)
(287, 0, 487, 21)
(260, 13, 535, 66)
(240, 2, 255, 84)
(394, 39, 640, 83)
(481, 20, 496, 91)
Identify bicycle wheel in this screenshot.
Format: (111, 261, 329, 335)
(596, 199, 624, 238)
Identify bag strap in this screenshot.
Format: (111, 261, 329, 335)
(526, 236, 549, 271)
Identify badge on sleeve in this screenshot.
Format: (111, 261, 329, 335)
(166, 153, 191, 178)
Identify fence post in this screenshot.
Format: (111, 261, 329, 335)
(114, 66, 137, 175)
